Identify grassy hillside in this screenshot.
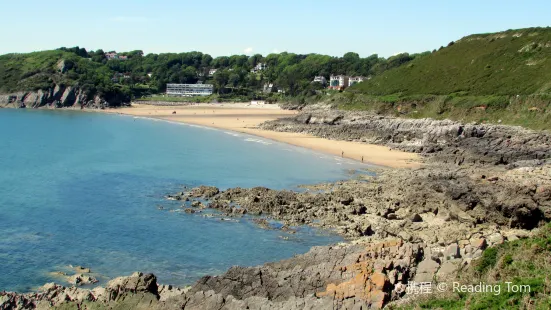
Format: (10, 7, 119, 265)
(393, 224, 551, 309)
(351, 27, 551, 96)
(0, 50, 69, 92)
(336, 27, 551, 130)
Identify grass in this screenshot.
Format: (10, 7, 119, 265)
(330, 27, 551, 130)
(392, 224, 551, 309)
(328, 92, 551, 130)
(350, 27, 551, 97)
(0, 50, 67, 92)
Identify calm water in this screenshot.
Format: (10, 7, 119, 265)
(0, 109, 364, 292)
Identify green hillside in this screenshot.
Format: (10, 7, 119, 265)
(0, 46, 415, 104)
(0, 50, 131, 101)
(351, 27, 551, 96)
(334, 27, 551, 130)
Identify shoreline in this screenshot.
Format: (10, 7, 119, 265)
(98, 103, 420, 169)
(2, 105, 551, 309)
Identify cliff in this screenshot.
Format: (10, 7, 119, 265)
(0, 50, 131, 109)
(0, 83, 128, 109)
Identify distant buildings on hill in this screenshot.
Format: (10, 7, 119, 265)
(321, 75, 369, 90)
(251, 63, 267, 73)
(313, 76, 327, 85)
(105, 52, 128, 60)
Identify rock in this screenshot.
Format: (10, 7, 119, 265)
(189, 186, 220, 198)
(67, 273, 98, 286)
(104, 272, 159, 300)
(487, 233, 504, 245)
(436, 260, 461, 281)
(470, 238, 487, 250)
(411, 213, 423, 222)
(444, 243, 460, 260)
(414, 258, 440, 283)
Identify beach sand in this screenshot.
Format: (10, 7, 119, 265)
(102, 103, 420, 168)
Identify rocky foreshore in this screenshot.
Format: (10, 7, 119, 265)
(4, 109, 551, 309)
(260, 108, 551, 166)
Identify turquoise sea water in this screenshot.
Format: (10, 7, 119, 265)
(0, 109, 361, 292)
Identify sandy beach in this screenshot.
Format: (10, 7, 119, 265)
(103, 103, 420, 168)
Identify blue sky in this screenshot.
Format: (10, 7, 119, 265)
(1, 0, 550, 57)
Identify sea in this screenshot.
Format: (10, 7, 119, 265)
(0, 108, 363, 292)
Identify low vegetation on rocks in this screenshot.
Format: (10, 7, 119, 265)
(393, 223, 551, 309)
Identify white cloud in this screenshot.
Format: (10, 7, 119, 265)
(110, 16, 150, 23)
(243, 47, 253, 54)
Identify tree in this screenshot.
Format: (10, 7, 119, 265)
(213, 70, 230, 94)
(276, 65, 302, 96)
(248, 54, 263, 67)
(228, 73, 241, 88)
(201, 54, 213, 68)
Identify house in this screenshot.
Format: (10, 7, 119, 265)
(328, 75, 349, 90)
(263, 83, 276, 93)
(251, 63, 267, 73)
(166, 83, 213, 97)
(105, 52, 117, 60)
(105, 52, 128, 60)
(313, 76, 327, 85)
(208, 69, 217, 76)
(348, 76, 366, 87)
(147, 73, 153, 78)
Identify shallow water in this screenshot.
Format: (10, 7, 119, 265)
(0, 109, 363, 292)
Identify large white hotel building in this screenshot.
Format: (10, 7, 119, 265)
(166, 83, 214, 97)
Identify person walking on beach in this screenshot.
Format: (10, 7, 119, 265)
(341, 151, 344, 158)
(361, 156, 364, 163)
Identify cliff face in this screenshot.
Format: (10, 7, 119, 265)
(0, 84, 129, 109)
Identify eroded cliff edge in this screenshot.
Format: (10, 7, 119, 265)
(0, 83, 129, 109)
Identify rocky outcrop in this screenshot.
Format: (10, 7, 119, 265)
(171, 162, 551, 241)
(0, 272, 161, 310)
(0, 232, 529, 310)
(0, 83, 129, 109)
(260, 111, 551, 166)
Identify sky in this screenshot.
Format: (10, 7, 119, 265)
(1, 0, 550, 58)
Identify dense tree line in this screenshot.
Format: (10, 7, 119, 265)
(57, 46, 429, 99)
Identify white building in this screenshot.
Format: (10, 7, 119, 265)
(313, 76, 327, 85)
(263, 83, 277, 93)
(166, 83, 213, 97)
(251, 63, 267, 73)
(348, 76, 366, 87)
(328, 75, 349, 90)
(208, 69, 217, 76)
